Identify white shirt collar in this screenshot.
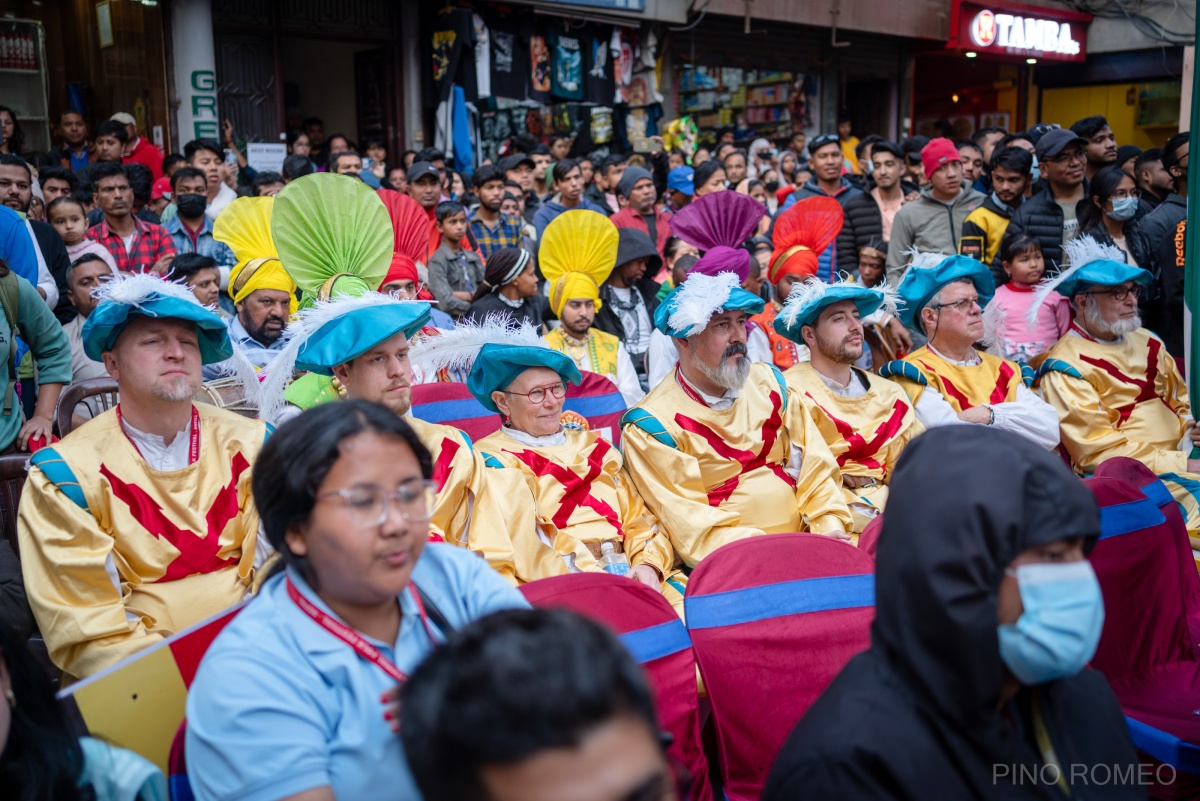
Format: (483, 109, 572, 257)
(927, 342, 982, 366)
(677, 368, 739, 410)
(816, 368, 867, 398)
(120, 413, 193, 472)
(501, 425, 566, 447)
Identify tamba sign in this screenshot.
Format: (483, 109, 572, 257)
(951, 1, 1091, 63)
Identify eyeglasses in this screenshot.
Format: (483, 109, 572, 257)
(506, 382, 567, 404)
(931, 296, 980, 314)
(318, 480, 437, 527)
(1084, 285, 1142, 302)
(1045, 150, 1086, 164)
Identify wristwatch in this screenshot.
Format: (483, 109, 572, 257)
(985, 404, 996, 426)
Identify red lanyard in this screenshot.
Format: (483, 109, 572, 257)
(286, 576, 434, 684)
(1069, 321, 1098, 343)
(117, 404, 201, 465)
(675, 364, 710, 408)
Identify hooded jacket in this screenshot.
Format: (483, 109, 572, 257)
(764, 427, 1142, 801)
(961, 193, 1019, 284)
(886, 186, 985, 285)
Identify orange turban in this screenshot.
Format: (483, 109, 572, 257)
(768, 196, 845, 284)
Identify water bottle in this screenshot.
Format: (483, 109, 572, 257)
(599, 541, 630, 576)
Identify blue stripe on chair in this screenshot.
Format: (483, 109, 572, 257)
(1125, 716, 1200, 774)
(563, 393, 626, 417)
(1141, 479, 1174, 509)
(685, 574, 875, 630)
(411, 397, 492, 424)
(1097, 497, 1165, 540)
(619, 620, 692, 664)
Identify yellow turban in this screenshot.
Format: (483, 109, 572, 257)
(539, 210, 619, 317)
(214, 196, 298, 314)
(228, 256, 298, 313)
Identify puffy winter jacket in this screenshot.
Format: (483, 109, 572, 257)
(990, 182, 1088, 276)
(835, 191, 884, 274)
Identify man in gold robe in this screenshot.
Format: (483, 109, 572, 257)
(775, 278, 921, 531)
(879, 251, 1059, 449)
(19, 275, 269, 680)
(620, 270, 853, 567)
(1034, 235, 1200, 534)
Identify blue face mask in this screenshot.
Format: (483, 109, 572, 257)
(998, 560, 1105, 685)
(1107, 196, 1138, 222)
(1030, 156, 1041, 184)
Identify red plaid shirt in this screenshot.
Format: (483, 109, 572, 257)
(87, 216, 177, 274)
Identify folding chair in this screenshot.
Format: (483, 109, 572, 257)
(411, 371, 627, 445)
(168, 719, 194, 801)
(0, 451, 26, 556)
(857, 513, 883, 557)
(521, 573, 711, 801)
(684, 534, 875, 801)
(55, 378, 119, 438)
(1085, 459, 1200, 798)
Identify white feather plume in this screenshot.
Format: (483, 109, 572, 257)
(667, 272, 740, 337)
(903, 247, 949, 274)
(294, 291, 414, 339)
(777, 274, 903, 330)
(980, 297, 1007, 354)
(92, 271, 215, 312)
(873, 281, 903, 319)
(408, 313, 543, 377)
(1022, 234, 1125, 329)
(256, 332, 307, 426)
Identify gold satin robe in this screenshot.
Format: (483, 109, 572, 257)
(478, 428, 683, 610)
(895, 345, 1023, 411)
(1037, 329, 1200, 531)
(409, 416, 569, 585)
(785, 362, 923, 530)
(620, 363, 853, 567)
(18, 405, 267, 680)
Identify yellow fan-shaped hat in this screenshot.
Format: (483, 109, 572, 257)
(538, 210, 619, 316)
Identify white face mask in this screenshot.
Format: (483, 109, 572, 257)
(1107, 196, 1138, 222)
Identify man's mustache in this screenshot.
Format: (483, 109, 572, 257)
(722, 343, 748, 360)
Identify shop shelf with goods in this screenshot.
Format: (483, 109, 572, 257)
(0, 18, 49, 155)
(674, 64, 802, 144)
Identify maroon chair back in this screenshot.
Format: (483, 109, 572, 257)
(857, 514, 883, 556)
(684, 534, 875, 801)
(55, 378, 119, 438)
(520, 573, 710, 801)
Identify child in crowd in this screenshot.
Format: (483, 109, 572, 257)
(856, 243, 886, 289)
(985, 233, 1071, 362)
(426, 201, 485, 320)
(46, 196, 118, 275)
(165, 252, 228, 315)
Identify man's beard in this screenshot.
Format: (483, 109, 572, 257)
(816, 331, 862, 365)
(153, 374, 201, 403)
(246, 316, 286, 345)
(564, 316, 592, 337)
(695, 343, 751, 390)
(1081, 299, 1140, 338)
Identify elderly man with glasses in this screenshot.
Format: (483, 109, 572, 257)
(1033, 235, 1200, 535)
(879, 251, 1060, 448)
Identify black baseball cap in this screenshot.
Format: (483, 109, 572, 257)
(407, 161, 441, 183)
(1035, 129, 1087, 160)
(499, 154, 535, 174)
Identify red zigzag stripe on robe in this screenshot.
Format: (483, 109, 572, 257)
(504, 438, 625, 535)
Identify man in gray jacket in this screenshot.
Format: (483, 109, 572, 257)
(886, 138, 984, 286)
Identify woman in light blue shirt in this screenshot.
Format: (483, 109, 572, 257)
(185, 399, 528, 801)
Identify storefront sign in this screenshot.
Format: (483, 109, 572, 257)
(953, 1, 1090, 63)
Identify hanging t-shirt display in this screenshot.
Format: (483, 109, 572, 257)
(529, 33, 552, 102)
(473, 13, 491, 99)
(611, 28, 635, 106)
(628, 31, 662, 107)
(547, 26, 583, 101)
(583, 25, 615, 105)
(488, 14, 527, 100)
(590, 107, 613, 145)
(429, 7, 475, 104)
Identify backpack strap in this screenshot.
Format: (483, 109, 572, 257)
(1036, 358, 1084, 382)
(878, 360, 928, 386)
(0, 271, 20, 416)
(766, 364, 789, 412)
(29, 448, 89, 513)
(619, 408, 678, 450)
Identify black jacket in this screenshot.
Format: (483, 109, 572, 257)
(991, 182, 1089, 274)
(464, 292, 552, 330)
(583, 184, 617, 216)
(29, 220, 73, 323)
(835, 190, 885, 274)
(0, 537, 34, 642)
(1154, 217, 1187, 357)
(764, 427, 1142, 801)
(594, 276, 660, 357)
(1137, 193, 1187, 259)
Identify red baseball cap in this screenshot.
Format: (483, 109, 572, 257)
(151, 176, 172, 201)
(921, 137, 961, 180)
